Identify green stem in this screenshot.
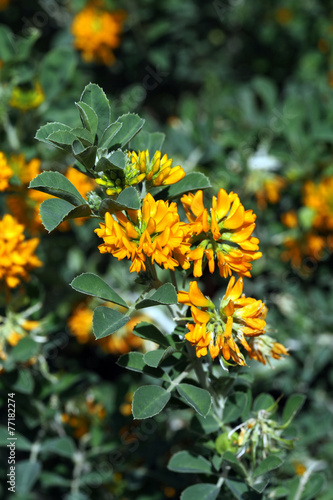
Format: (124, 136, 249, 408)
(167, 369, 191, 392)
(71, 451, 85, 495)
(2, 114, 20, 151)
(169, 270, 178, 292)
(145, 258, 158, 284)
(186, 344, 225, 426)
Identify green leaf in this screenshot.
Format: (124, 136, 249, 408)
(222, 451, 248, 478)
(11, 337, 39, 362)
(253, 455, 283, 478)
(16, 460, 41, 494)
(301, 473, 325, 500)
(135, 283, 177, 309)
(70, 273, 128, 308)
(181, 484, 220, 500)
(0, 426, 31, 450)
(92, 306, 130, 339)
(223, 392, 248, 424)
(225, 479, 250, 499)
(132, 385, 170, 419)
(99, 122, 122, 149)
(133, 322, 169, 347)
(117, 352, 146, 372)
(29, 171, 87, 206)
(117, 352, 164, 378)
(70, 128, 94, 147)
(12, 369, 34, 394)
(41, 437, 76, 458)
(47, 130, 78, 152)
(191, 414, 221, 435)
(72, 143, 97, 170)
(177, 383, 212, 417)
(0, 25, 15, 62)
(151, 172, 211, 200)
(130, 130, 165, 156)
(40, 472, 71, 488)
(40, 47, 76, 100)
(144, 347, 175, 368)
(106, 150, 127, 169)
(168, 451, 212, 474)
(35, 122, 72, 145)
(40, 199, 91, 232)
(76, 102, 98, 138)
(99, 186, 141, 216)
(282, 394, 306, 425)
(110, 113, 145, 148)
(80, 83, 111, 139)
(253, 393, 275, 412)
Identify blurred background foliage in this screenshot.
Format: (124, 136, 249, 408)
(0, 0, 333, 499)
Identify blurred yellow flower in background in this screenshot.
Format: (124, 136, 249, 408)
(68, 301, 154, 355)
(0, 214, 42, 288)
(0, 0, 10, 11)
(255, 176, 286, 209)
(71, 4, 126, 65)
(9, 82, 45, 111)
(303, 177, 333, 231)
(0, 152, 13, 191)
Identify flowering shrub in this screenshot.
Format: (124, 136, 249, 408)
(1, 2, 332, 498)
(19, 83, 301, 498)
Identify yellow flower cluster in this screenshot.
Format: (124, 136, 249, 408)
(95, 188, 262, 279)
(182, 189, 262, 278)
(0, 214, 42, 288)
(94, 172, 287, 365)
(96, 150, 186, 196)
(0, 152, 13, 191)
(178, 278, 269, 365)
(9, 82, 45, 111)
(95, 193, 191, 273)
(71, 5, 125, 65)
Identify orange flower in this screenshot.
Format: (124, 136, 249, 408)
(303, 177, 333, 231)
(281, 210, 298, 229)
(0, 0, 10, 11)
(68, 303, 94, 344)
(178, 278, 267, 365)
(71, 5, 125, 65)
(0, 152, 13, 191)
(181, 189, 261, 278)
(255, 176, 286, 209)
(282, 233, 326, 267)
(274, 8, 293, 25)
(95, 193, 191, 273)
(0, 214, 42, 288)
(248, 335, 289, 365)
